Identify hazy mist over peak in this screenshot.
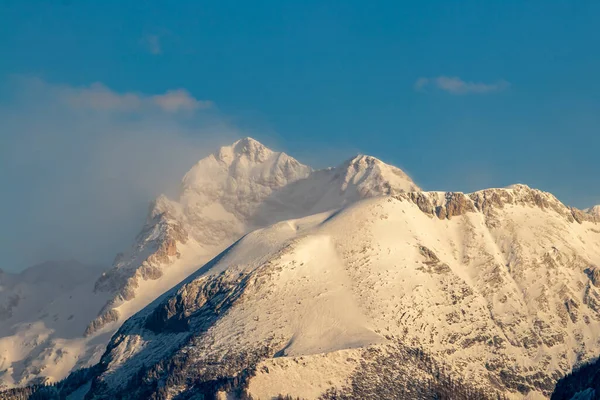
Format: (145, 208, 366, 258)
(0, 77, 241, 271)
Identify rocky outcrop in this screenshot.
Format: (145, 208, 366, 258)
(400, 191, 476, 220)
(144, 271, 248, 334)
(84, 309, 120, 337)
(398, 185, 599, 226)
(585, 266, 600, 287)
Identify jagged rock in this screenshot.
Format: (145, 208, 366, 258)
(585, 266, 600, 287)
(84, 309, 120, 337)
(404, 192, 435, 215)
(442, 192, 476, 219)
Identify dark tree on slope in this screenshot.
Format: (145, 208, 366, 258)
(551, 357, 600, 400)
(0, 366, 98, 400)
(319, 343, 509, 400)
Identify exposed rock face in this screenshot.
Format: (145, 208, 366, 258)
(399, 185, 599, 228)
(585, 266, 600, 287)
(84, 309, 120, 337)
(440, 192, 476, 219)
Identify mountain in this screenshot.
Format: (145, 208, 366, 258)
(0, 137, 420, 390)
(64, 185, 600, 399)
(587, 205, 600, 219)
(87, 137, 312, 337)
(253, 154, 419, 226)
(0, 261, 108, 389)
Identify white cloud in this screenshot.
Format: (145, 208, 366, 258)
(63, 82, 143, 111)
(415, 76, 510, 94)
(152, 89, 213, 112)
(142, 34, 162, 55)
(414, 77, 430, 91)
(52, 81, 212, 113)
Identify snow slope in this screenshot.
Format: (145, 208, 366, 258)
(0, 137, 420, 389)
(87, 138, 420, 340)
(253, 154, 419, 226)
(0, 261, 109, 389)
(81, 185, 600, 399)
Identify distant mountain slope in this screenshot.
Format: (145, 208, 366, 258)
(587, 205, 600, 219)
(0, 261, 108, 389)
(76, 185, 600, 399)
(0, 137, 421, 389)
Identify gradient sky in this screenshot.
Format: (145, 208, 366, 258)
(1, 1, 599, 270)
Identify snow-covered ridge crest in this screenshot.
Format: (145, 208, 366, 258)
(252, 153, 420, 226)
(80, 189, 600, 399)
(0, 136, 424, 390)
(85, 138, 419, 338)
(87, 137, 313, 336)
(587, 205, 600, 218)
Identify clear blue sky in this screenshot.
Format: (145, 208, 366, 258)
(1, 1, 599, 269)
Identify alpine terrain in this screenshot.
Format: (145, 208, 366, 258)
(0, 138, 420, 393)
(1, 138, 599, 399)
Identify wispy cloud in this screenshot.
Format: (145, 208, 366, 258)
(415, 76, 510, 95)
(0, 76, 238, 271)
(44, 81, 212, 113)
(152, 89, 213, 112)
(141, 34, 162, 55)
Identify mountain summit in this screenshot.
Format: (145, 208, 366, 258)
(89, 138, 312, 335)
(0, 137, 423, 390)
(5, 137, 597, 400)
(89, 139, 419, 337)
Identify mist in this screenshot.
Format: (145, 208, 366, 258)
(0, 77, 240, 272)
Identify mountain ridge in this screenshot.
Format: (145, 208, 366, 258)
(1, 137, 598, 398)
(0, 137, 423, 390)
(77, 185, 600, 399)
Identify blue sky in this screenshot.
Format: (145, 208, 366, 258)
(1, 1, 599, 270)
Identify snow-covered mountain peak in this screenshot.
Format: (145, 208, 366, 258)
(181, 137, 310, 192)
(231, 136, 273, 160)
(587, 204, 600, 218)
(344, 153, 389, 168)
(209, 136, 273, 166)
(338, 154, 418, 191)
(86, 138, 312, 338)
(251, 153, 420, 227)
